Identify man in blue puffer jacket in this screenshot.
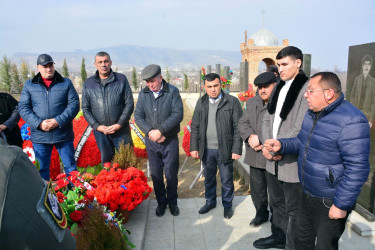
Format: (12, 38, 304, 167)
(19, 54, 80, 181)
(264, 72, 370, 250)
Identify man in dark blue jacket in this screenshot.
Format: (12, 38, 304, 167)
(134, 64, 183, 217)
(82, 52, 134, 165)
(19, 54, 79, 181)
(264, 72, 370, 249)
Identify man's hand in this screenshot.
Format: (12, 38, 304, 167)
(106, 124, 121, 134)
(254, 145, 263, 151)
(232, 153, 241, 160)
(329, 204, 347, 219)
(97, 125, 109, 134)
(39, 120, 52, 131)
(190, 151, 199, 159)
(0, 124, 7, 132)
(262, 147, 273, 160)
(249, 134, 260, 149)
(46, 119, 59, 130)
(148, 129, 162, 142)
(264, 139, 282, 152)
(156, 135, 166, 143)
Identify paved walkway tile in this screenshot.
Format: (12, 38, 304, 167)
(127, 196, 375, 250)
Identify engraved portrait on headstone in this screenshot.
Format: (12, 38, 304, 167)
(346, 42, 375, 216)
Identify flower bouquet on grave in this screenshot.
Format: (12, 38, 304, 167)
(85, 162, 152, 221)
(54, 170, 135, 249)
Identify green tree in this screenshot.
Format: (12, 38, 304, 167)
(165, 66, 171, 83)
(62, 58, 69, 78)
(80, 57, 87, 84)
(31, 70, 36, 78)
(0, 56, 12, 92)
(184, 73, 189, 91)
(10, 63, 23, 93)
(132, 67, 138, 90)
(20, 59, 30, 82)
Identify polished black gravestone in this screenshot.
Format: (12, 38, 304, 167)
(347, 42, 375, 221)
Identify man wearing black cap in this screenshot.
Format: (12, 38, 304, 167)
(82, 51, 134, 165)
(238, 72, 276, 227)
(134, 64, 183, 217)
(190, 73, 243, 219)
(19, 54, 79, 181)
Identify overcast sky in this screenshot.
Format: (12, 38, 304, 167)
(0, 0, 374, 70)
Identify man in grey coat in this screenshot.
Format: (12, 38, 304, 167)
(238, 72, 276, 227)
(253, 46, 308, 249)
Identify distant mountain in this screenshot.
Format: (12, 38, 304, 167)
(11, 45, 242, 70)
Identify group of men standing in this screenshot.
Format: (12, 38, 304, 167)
(0, 45, 371, 249)
(238, 46, 370, 250)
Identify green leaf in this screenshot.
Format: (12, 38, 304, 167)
(70, 222, 78, 234)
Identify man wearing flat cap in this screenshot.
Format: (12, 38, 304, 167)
(82, 51, 134, 165)
(134, 64, 183, 217)
(238, 72, 276, 227)
(19, 54, 79, 180)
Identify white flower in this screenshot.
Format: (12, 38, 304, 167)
(23, 147, 35, 162)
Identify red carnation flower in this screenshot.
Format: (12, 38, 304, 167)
(70, 210, 83, 222)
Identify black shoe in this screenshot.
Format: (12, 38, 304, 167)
(156, 204, 167, 217)
(249, 216, 268, 227)
(253, 235, 285, 249)
(169, 204, 180, 216)
(199, 203, 216, 214)
(224, 206, 234, 219)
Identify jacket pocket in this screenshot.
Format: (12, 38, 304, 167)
(325, 167, 343, 187)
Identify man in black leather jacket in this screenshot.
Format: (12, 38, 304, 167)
(82, 52, 134, 164)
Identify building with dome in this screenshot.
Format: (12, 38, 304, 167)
(240, 27, 288, 88)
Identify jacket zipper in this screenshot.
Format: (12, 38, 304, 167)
(301, 111, 323, 190)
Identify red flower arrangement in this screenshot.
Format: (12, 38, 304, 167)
(73, 115, 101, 168)
(238, 85, 255, 109)
(182, 120, 192, 157)
(86, 164, 152, 212)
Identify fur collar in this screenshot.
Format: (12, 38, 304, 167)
(267, 70, 308, 120)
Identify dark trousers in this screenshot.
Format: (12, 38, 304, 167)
(250, 166, 269, 219)
(267, 172, 300, 249)
(202, 148, 234, 208)
(93, 129, 132, 165)
(146, 136, 179, 205)
(295, 192, 350, 250)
